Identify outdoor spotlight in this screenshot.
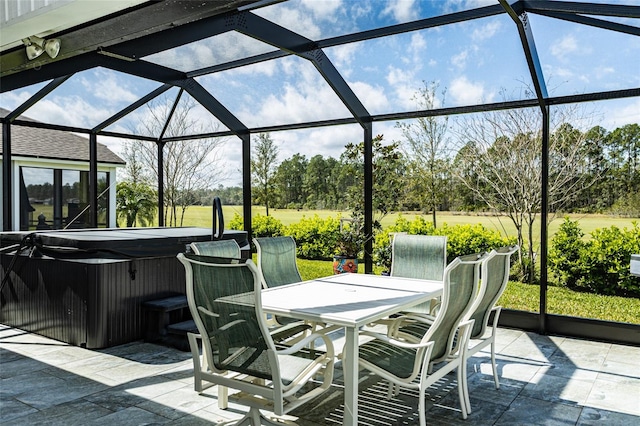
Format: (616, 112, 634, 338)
(22, 37, 44, 60)
(22, 36, 61, 60)
(44, 38, 61, 58)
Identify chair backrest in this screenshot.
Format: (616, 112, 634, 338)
(422, 252, 486, 362)
(189, 239, 241, 258)
(390, 234, 447, 281)
(254, 236, 302, 288)
(468, 245, 519, 339)
(177, 253, 276, 380)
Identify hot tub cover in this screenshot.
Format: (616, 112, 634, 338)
(0, 227, 249, 258)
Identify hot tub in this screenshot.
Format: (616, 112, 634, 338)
(0, 227, 249, 348)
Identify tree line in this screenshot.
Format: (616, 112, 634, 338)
(242, 124, 639, 217)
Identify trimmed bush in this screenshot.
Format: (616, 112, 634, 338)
(371, 215, 515, 270)
(228, 213, 244, 230)
(286, 215, 341, 260)
(252, 214, 285, 238)
(549, 217, 586, 288)
(228, 213, 285, 238)
(550, 219, 640, 297)
(439, 223, 516, 263)
(580, 222, 640, 296)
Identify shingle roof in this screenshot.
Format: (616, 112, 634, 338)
(0, 108, 125, 165)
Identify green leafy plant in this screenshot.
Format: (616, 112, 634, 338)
(286, 215, 340, 260)
(228, 213, 285, 238)
(549, 219, 640, 297)
(549, 217, 586, 288)
(336, 217, 367, 258)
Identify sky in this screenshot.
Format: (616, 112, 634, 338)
(2, 0, 639, 187)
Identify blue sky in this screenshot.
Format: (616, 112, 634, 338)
(2, 0, 639, 186)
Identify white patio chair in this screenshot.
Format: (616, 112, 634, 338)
(189, 239, 241, 258)
(462, 245, 519, 413)
(391, 234, 447, 314)
(356, 252, 486, 426)
(177, 253, 335, 425)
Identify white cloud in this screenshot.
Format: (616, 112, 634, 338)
(472, 20, 501, 42)
(441, 0, 495, 14)
(551, 34, 578, 60)
(0, 89, 34, 110)
(255, 4, 323, 39)
(80, 70, 138, 105)
(326, 43, 358, 77)
(602, 98, 640, 130)
(381, 0, 419, 23)
(39, 97, 108, 128)
(449, 76, 486, 105)
(300, 0, 342, 22)
(451, 49, 469, 69)
(349, 81, 389, 114)
(409, 32, 427, 59)
(595, 66, 615, 79)
(386, 66, 420, 109)
(242, 65, 351, 127)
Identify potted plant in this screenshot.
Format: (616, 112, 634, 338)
(333, 218, 366, 274)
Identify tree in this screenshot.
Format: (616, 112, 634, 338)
(304, 155, 333, 209)
(454, 98, 603, 283)
(123, 96, 227, 226)
(275, 153, 308, 208)
(116, 181, 157, 227)
(397, 81, 451, 227)
(251, 133, 279, 216)
(607, 123, 640, 215)
(577, 125, 610, 211)
(341, 134, 405, 227)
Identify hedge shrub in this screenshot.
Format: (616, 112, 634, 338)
(371, 215, 515, 270)
(286, 215, 341, 260)
(549, 217, 585, 288)
(550, 218, 640, 297)
(228, 213, 285, 238)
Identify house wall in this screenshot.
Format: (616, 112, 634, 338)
(1, 155, 120, 230)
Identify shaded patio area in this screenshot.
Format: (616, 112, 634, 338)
(2, 323, 638, 425)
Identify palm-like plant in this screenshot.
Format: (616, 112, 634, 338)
(116, 181, 157, 227)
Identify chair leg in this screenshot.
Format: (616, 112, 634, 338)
(491, 339, 500, 390)
(418, 386, 427, 426)
(457, 365, 468, 419)
(218, 385, 228, 409)
(461, 358, 471, 415)
(187, 333, 204, 392)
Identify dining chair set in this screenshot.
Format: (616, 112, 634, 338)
(177, 235, 518, 426)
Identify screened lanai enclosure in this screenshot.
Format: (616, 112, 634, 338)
(1, 0, 639, 346)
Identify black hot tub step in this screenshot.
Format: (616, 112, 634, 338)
(167, 320, 198, 335)
(142, 295, 192, 344)
(142, 295, 189, 312)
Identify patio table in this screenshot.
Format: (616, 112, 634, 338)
(260, 273, 443, 426)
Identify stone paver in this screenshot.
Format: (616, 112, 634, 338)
(1, 323, 639, 425)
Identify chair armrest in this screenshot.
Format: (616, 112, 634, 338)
(451, 319, 475, 357)
(197, 306, 220, 318)
(387, 313, 437, 337)
(276, 332, 335, 359)
(270, 322, 311, 341)
(360, 330, 434, 350)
